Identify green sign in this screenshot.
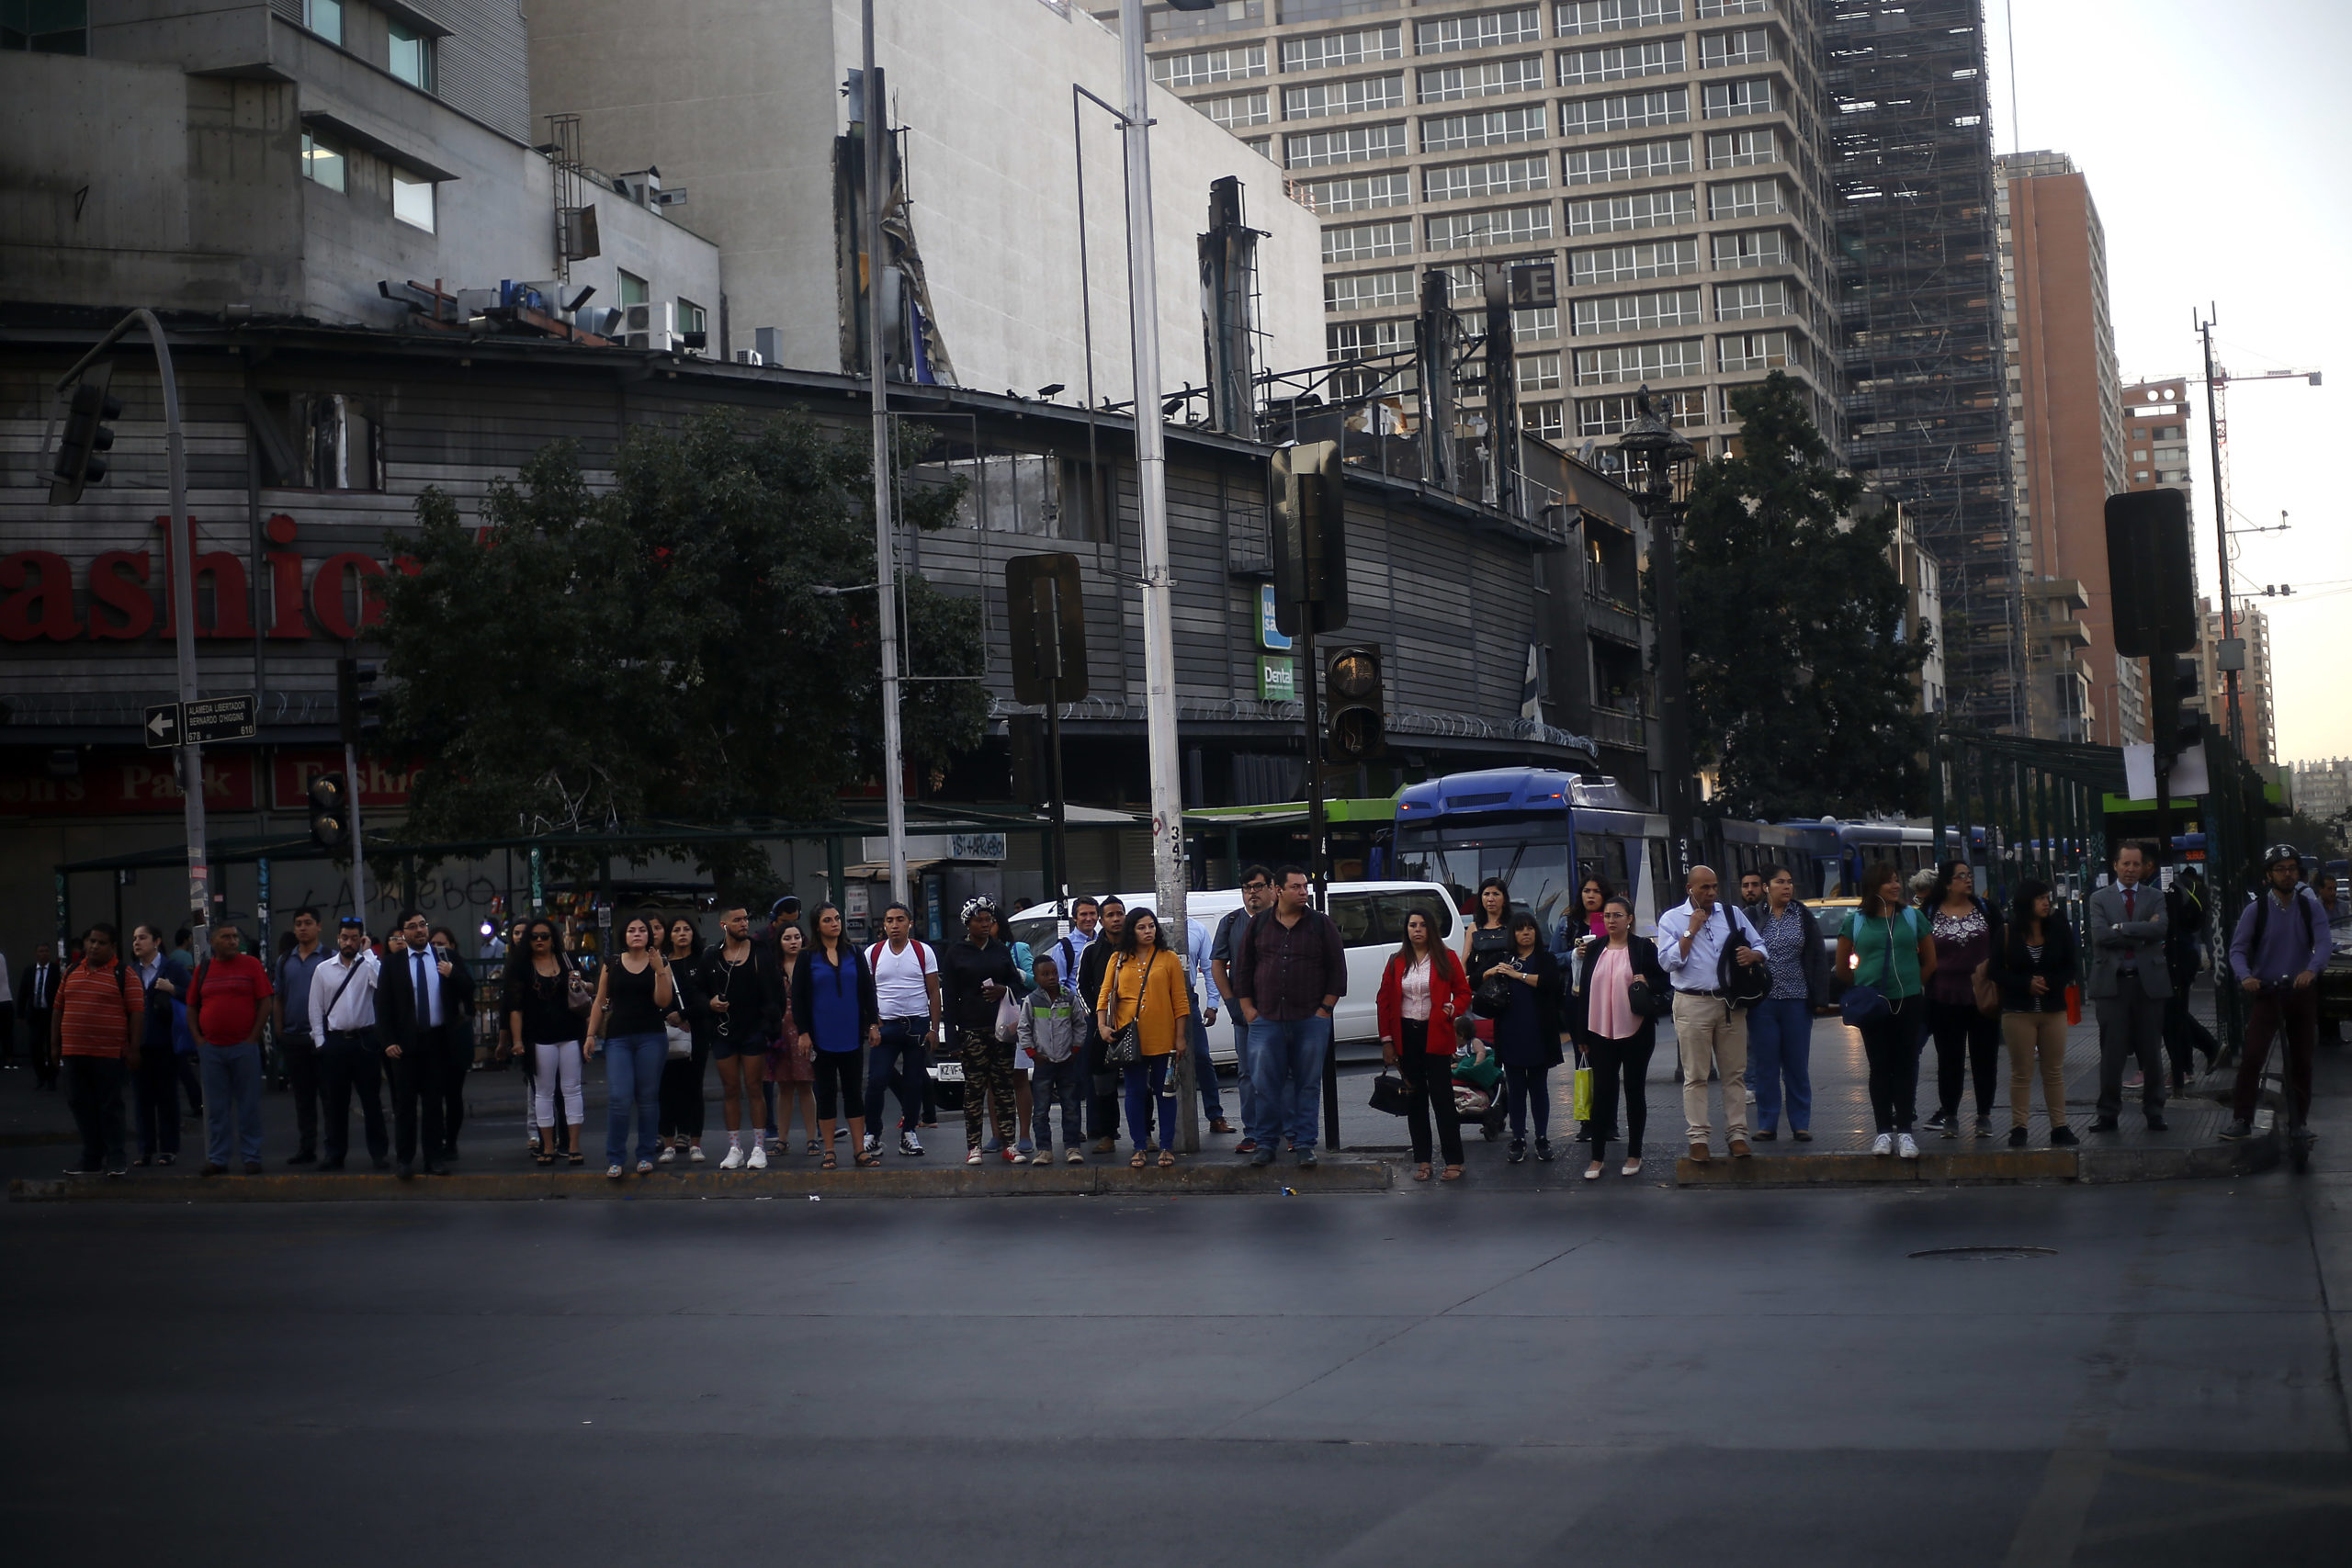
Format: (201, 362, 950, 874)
(1258, 655, 1295, 702)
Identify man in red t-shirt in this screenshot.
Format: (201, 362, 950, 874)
(52, 923, 143, 1177)
(184, 924, 273, 1175)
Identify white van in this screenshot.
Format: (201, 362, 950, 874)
(1005, 881, 1460, 1060)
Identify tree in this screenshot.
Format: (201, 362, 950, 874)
(1670, 372, 1929, 820)
(377, 412, 986, 883)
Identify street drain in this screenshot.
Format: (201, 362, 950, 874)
(1908, 1246, 2056, 1260)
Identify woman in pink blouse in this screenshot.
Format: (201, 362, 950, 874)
(1572, 895, 1672, 1179)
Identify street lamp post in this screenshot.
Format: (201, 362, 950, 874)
(1615, 386, 1698, 881)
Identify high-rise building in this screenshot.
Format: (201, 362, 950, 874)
(1823, 0, 2017, 732)
(2120, 377, 2195, 497)
(1106, 0, 1843, 462)
(2293, 757, 2352, 829)
(1996, 150, 2140, 746)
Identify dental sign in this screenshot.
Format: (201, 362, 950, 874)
(0, 515, 399, 643)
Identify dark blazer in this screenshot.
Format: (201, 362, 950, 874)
(1573, 935, 1672, 1050)
(379, 943, 470, 1048)
(18, 962, 63, 1016)
(1491, 946, 1566, 1069)
(1994, 918, 2079, 1014)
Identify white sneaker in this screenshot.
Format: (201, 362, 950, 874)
(656, 1145, 677, 1165)
(1897, 1133, 1920, 1160)
(1871, 1134, 1894, 1156)
(1031, 1149, 1053, 1166)
(687, 1145, 707, 1163)
(747, 1142, 768, 1170)
(863, 1134, 881, 1156)
(966, 1149, 983, 1165)
(718, 1145, 745, 1171)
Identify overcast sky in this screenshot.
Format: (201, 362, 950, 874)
(1982, 0, 2349, 764)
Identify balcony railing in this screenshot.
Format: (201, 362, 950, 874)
(1588, 703, 1645, 750)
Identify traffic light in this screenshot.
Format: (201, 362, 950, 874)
(1003, 553, 1089, 705)
(1325, 644, 1385, 761)
(308, 772, 351, 851)
(1272, 439, 1348, 637)
(49, 361, 123, 505)
(2104, 490, 2196, 657)
(336, 657, 381, 748)
(2159, 654, 2202, 764)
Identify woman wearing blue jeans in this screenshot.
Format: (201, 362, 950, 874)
(1747, 865, 1827, 1141)
(586, 917, 675, 1179)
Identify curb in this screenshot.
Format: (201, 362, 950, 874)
(1675, 1130, 2279, 1188)
(7, 1156, 1393, 1203)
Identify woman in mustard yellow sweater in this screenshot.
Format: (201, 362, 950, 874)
(1094, 908, 1193, 1168)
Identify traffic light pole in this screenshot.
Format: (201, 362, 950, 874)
(345, 739, 368, 921)
(862, 1, 910, 910)
(56, 310, 208, 942)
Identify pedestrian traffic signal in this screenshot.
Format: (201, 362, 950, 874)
(1272, 439, 1348, 637)
(49, 361, 123, 505)
(2105, 490, 2195, 657)
(2159, 654, 2202, 764)
(1003, 553, 1089, 705)
(336, 657, 381, 748)
(1325, 644, 1385, 761)
(308, 772, 351, 851)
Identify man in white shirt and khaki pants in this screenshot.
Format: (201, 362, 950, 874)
(1657, 865, 1767, 1162)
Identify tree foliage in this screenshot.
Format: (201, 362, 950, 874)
(1672, 372, 1929, 820)
(378, 412, 985, 882)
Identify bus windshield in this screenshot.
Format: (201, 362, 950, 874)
(1391, 822, 1575, 939)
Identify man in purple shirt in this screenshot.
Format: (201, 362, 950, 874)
(2220, 845, 2331, 1145)
(1229, 864, 1346, 1168)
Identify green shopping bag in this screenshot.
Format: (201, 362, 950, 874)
(1569, 1053, 1593, 1122)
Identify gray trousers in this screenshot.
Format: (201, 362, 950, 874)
(2094, 972, 2166, 1120)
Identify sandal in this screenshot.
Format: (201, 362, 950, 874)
(854, 1152, 880, 1168)
(534, 1149, 556, 1167)
(566, 1150, 583, 1166)
(1158, 1151, 1175, 1168)
(820, 1151, 838, 1170)
(1440, 1165, 1464, 1181)
(1413, 1163, 1431, 1182)
(1130, 1150, 1147, 1169)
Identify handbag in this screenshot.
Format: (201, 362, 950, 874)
(1971, 958, 2000, 1018)
(1367, 1072, 1412, 1116)
(564, 962, 594, 1017)
(1102, 951, 1155, 1067)
(1569, 1052, 1594, 1122)
(1839, 984, 1889, 1026)
(1471, 966, 1515, 1018)
(1625, 975, 1672, 1020)
(665, 1022, 694, 1059)
(993, 987, 1023, 1044)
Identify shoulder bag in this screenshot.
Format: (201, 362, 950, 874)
(563, 958, 594, 1017)
(1102, 950, 1156, 1068)
(1367, 1071, 1413, 1116)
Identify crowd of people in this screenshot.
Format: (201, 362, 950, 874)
(18, 844, 2344, 1180)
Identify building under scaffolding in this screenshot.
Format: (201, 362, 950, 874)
(1826, 0, 2022, 731)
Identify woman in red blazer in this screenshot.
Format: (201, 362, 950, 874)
(1377, 909, 1475, 1182)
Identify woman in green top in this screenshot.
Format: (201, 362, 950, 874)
(1835, 861, 1939, 1158)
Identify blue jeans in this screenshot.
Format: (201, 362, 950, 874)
(199, 1042, 264, 1168)
(1188, 1010, 1226, 1120)
(1231, 1019, 1256, 1134)
(1246, 1015, 1330, 1152)
(1747, 998, 1815, 1133)
(1122, 1057, 1175, 1149)
(603, 1032, 666, 1168)
(1031, 1056, 1086, 1150)
(867, 1018, 929, 1134)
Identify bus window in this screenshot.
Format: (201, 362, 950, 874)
(1645, 838, 1675, 925)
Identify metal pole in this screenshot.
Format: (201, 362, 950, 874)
(1117, 0, 1194, 1149)
(345, 739, 368, 920)
(149, 312, 209, 944)
(1046, 675, 1070, 927)
(1645, 489, 1695, 880)
(2197, 312, 2243, 753)
(863, 0, 910, 908)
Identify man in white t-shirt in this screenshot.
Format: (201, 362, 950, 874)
(864, 902, 941, 1157)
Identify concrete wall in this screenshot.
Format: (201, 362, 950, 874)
(527, 0, 1322, 395)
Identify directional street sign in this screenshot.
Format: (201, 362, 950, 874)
(141, 694, 256, 750)
(143, 702, 181, 750)
(184, 694, 257, 744)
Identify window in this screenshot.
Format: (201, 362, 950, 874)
(1419, 7, 1542, 52)
(1418, 55, 1545, 102)
(675, 299, 708, 340)
(1557, 39, 1683, 83)
(1425, 202, 1552, 250)
(617, 270, 650, 306)
(1717, 330, 1791, 371)
(1556, 0, 1680, 34)
(1710, 228, 1786, 268)
(300, 130, 346, 192)
(3, 0, 88, 52)
(1714, 278, 1788, 319)
(1525, 401, 1565, 442)
(1577, 388, 1704, 436)
(1702, 77, 1777, 118)
(391, 166, 435, 231)
(1285, 121, 1408, 166)
(1154, 41, 1266, 85)
(1558, 85, 1689, 134)
(1323, 219, 1413, 263)
(1325, 268, 1414, 312)
(1327, 317, 1412, 360)
(278, 393, 381, 491)
(1699, 28, 1773, 67)
(1706, 128, 1777, 167)
(1243, 135, 1273, 159)
(1565, 187, 1692, 233)
(1282, 24, 1401, 73)
(388, 22, 433, 89)
(1694, 0, 1770, 15)
(303, 0, 342, 46)
(1564, 137, 1690, 185)
(1283, 74, 1404, 120)
(1513, 306, 1561, 344)
(1297, 171, 1412, 212)
(1424, 154, 1550, 203)
(1200, 89, 1271, 129)
(1574, 338, 1703, 387)
(1572, 287, 1702, 334)
(1707, 177, 1783, 220)
(1517, 352, 1564, 393)
(1419, 104, 1546, 151)
(1445, 257, 1547, 304)
(1569, 237, 1699, 283)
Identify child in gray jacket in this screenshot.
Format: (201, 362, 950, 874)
(1019, 952, 1090, 1164)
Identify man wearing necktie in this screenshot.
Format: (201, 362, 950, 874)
(2087, 840, 2172, 1133)
(19, 943, 62, 1088)
(380, 910, 451, 1178)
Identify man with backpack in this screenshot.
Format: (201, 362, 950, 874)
(864, 901, 940, 1159)
(53, 923, 144, 1178)
(2220, 846, 2329, 1146)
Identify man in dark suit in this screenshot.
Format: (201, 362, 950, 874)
(424, 926, 476, 1157)
(20, 942, 63, 1087)
(2088, 840, 2172, 1133)
(378, 910, 458, 1178)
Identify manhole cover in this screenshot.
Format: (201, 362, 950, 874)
(1908, 1246, 2056, 1260)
